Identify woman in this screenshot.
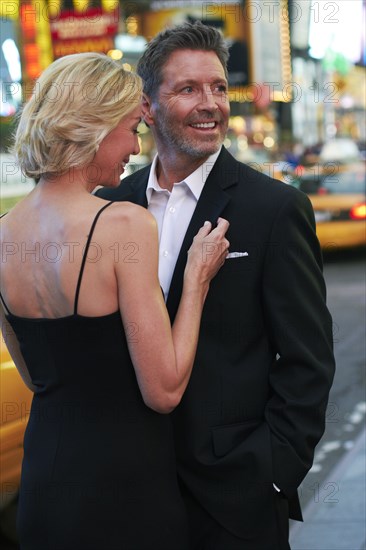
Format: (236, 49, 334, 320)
(0, 53, 229, 549)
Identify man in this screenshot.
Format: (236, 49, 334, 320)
(97, 22, 335, 550)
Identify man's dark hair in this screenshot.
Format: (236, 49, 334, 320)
(137, 21, 229, 99)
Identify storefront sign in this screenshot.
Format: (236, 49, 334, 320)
(49, 7, 119, 58)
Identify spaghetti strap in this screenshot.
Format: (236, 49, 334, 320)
(73, 201, 114, 315)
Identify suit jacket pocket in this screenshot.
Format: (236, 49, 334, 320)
(211, 419, 262, 457)
(219, 254, 254, 275)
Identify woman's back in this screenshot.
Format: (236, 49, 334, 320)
(0, 191, 127, 320)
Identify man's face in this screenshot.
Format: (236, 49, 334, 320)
(149, 49, 230, 161)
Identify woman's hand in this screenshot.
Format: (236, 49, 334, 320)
(185, 217, 230, 294)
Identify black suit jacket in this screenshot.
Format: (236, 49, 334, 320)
(97, 148, 335, 538)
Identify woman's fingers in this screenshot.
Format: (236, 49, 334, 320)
(191, 218, 230, 261)
(216, 217, 230, 230)
(196, 220, 212, 238)
(207, 219, 230, 251)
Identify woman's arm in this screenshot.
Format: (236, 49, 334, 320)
(115, 207, 229, 413)
(0, 305, 37, 392)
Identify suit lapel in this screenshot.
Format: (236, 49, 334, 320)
(166, 148, 239, 321)
(131, 177, 149, 208)
(120, 166, 150, 207)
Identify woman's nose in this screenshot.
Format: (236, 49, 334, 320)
(133, 135, 140, 156)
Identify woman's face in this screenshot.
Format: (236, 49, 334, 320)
(92, 104, 142, 187)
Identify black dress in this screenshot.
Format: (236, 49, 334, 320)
(0, 202, 189, 550)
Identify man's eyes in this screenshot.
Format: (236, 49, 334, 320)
(181, 86, 194, 93)
(216, 84, 227, 93)
(212, 83, 227, 94)
(180, 84, 227, 94)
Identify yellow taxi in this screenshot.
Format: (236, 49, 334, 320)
(0, 332, 32, 536)
(290, 162, 366, 250)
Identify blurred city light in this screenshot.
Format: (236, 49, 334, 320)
(309, 0, 364, 64)
(2, 39, 21, 82)
(107, 49, 123, 60)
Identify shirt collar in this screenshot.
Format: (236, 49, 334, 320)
(146, 147, 222, 204)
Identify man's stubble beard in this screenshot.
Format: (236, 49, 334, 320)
(154, 104, 227, 160)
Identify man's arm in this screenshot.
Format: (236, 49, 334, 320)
(262, 188, 335, 497)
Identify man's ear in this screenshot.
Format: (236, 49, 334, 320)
(141, 93, 154, 127)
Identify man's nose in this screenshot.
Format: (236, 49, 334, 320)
(199, 85, 218, 110)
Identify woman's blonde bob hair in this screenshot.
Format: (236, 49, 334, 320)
(13, 52, 143, 178)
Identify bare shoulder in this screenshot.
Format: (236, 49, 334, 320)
(95, 201, 158, 273)
(96, 200, 157, 240)
(105, 201, 156, 227)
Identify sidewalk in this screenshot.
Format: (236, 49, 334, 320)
(290, 428, 366, 550)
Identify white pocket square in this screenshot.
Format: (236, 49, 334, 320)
(226, 251, 249, 259)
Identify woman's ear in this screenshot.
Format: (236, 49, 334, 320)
(141, 93, 154, 127)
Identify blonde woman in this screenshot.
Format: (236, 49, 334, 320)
(0, 53, 229, 549)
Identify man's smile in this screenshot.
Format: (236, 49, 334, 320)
(190, 122, 217, 129)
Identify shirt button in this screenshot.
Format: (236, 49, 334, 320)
(163, 250, 169, 257)
(169, 206, 176, 213)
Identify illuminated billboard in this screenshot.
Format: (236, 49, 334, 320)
(49, 5, 119, 58)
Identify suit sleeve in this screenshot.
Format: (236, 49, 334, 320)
(262, 188, 335, 497)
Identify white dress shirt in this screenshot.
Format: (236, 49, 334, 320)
(146, 149, 221, 300)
